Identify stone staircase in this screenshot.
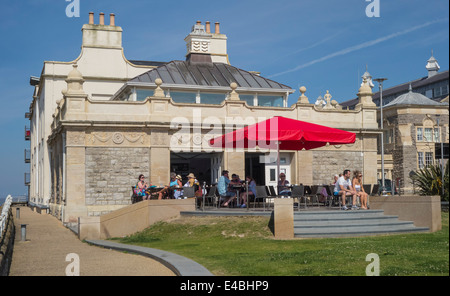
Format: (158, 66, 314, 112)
(294, 209, 429, 238)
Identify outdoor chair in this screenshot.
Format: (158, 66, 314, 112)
(363, 184, 372, 195)
(291, 185, 305, 210)
(370, 184, 379, 196)
(204, 186, 218, 208)
(306, 185, 320, 207)
(325, 185, 338, 208)
(255, 186, 271, 211)
(268, 186, 278, 197)
(183, 187, 195, 199)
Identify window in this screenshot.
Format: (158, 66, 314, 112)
(435, 87, 441, 97)
(434, 128, 440, 142)
(136, 89, 153, 101)
(258, 95, 284, 107)
(240, 94, 255, 106)
(424, 128, 433, 142)
(417, 128, 423, 142)
(170, 92, 197, 104)
(425, 152, 434, 167)
(418, 152, 424, 169)
(200, 93, 226, 105)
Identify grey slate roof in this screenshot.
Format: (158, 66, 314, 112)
(384, 88, 448, 108)
(128, 60, 293, 91)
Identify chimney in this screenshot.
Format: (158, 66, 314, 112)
(184, 21, 229, 64)
(89, 12, 94, 24)
(82, 12, 123, 49)
(215, 22, 220, 34)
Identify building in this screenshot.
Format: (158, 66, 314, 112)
(341, 55, 449, 194)
(27, 13, 380, 224)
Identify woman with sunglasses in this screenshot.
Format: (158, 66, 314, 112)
(352, 170, 368, 209)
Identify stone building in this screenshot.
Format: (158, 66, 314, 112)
(341, 56, 449, 194)
(379, 85, 448, 194)
(27, 13, 380, 224)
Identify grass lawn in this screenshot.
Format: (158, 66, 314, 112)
(115, 212, 449, 276)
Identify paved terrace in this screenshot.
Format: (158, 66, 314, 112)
(9, 206, 211, 276)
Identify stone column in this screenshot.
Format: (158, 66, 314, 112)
(65, 129, 87, 223)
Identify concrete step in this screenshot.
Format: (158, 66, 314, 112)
(293, 209, 429, 238)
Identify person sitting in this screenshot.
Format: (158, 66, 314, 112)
(158, 172, 182, 200)
(134, 174, 149, 200)
(278, 173, 291, 196)
(334, 169, 358, 210)
(218, 170, 236, 207)
(352, 170, 368, 210)
(239, 176, 257, 208)
(184, 173, 203, 198)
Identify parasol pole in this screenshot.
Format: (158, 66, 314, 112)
(277, 140, 280, 193)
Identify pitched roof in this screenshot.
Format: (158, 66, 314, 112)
(384, 87, 448, 108)
(128, 60, 293, 91)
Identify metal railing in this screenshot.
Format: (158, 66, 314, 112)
(24, 149, 30, 163)
(0, 195, 13, 239)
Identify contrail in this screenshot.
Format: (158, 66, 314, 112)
(269, 18, 448, 78)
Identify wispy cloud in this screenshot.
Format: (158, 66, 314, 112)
(269, 18, 449, 78)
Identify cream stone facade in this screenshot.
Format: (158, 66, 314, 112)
(28, 13, 381, 224)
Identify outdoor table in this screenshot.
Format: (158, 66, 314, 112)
(231, 185, 243, 207)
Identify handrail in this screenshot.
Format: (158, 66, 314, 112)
(0, 195, 13, 239)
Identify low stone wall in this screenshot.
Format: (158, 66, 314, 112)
(369, 195, 442, 232)
(0, 209, 15, 276)
(78, 199, 195, 240)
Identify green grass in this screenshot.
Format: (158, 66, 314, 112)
(114, 212, 449, 276)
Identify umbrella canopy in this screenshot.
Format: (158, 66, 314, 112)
(209, 116, 356, 150)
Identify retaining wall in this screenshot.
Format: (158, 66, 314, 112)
(0, 209, 15, 276)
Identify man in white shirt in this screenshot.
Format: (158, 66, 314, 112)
(334, 169, 358, 210)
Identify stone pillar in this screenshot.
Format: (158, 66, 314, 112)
(150, 129, 171, 186)
(296, 151, 313, 184)
(65, 129, 87, 223)
(274, 199, 294, 239)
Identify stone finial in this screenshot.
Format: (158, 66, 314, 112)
(153, 78, 165, 97)
(297, 86, 309, 104)
(357, 77, 376, 107)
(63, 64, 86, 96)
(229, 82, 240, 100)
(358, 77, 372, 95)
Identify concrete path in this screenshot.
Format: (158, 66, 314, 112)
(9, 206, 175, 276)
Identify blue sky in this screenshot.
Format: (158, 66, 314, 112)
(0, 0, 448, 199)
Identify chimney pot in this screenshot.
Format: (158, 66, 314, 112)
(99, 12, 105, 25)
(89, 12, 94, 24)
(205, 21, 211, 33)
(110, 13, 115, 26)
(215, 22, 220, 34)
(196, 20, 201, 25)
